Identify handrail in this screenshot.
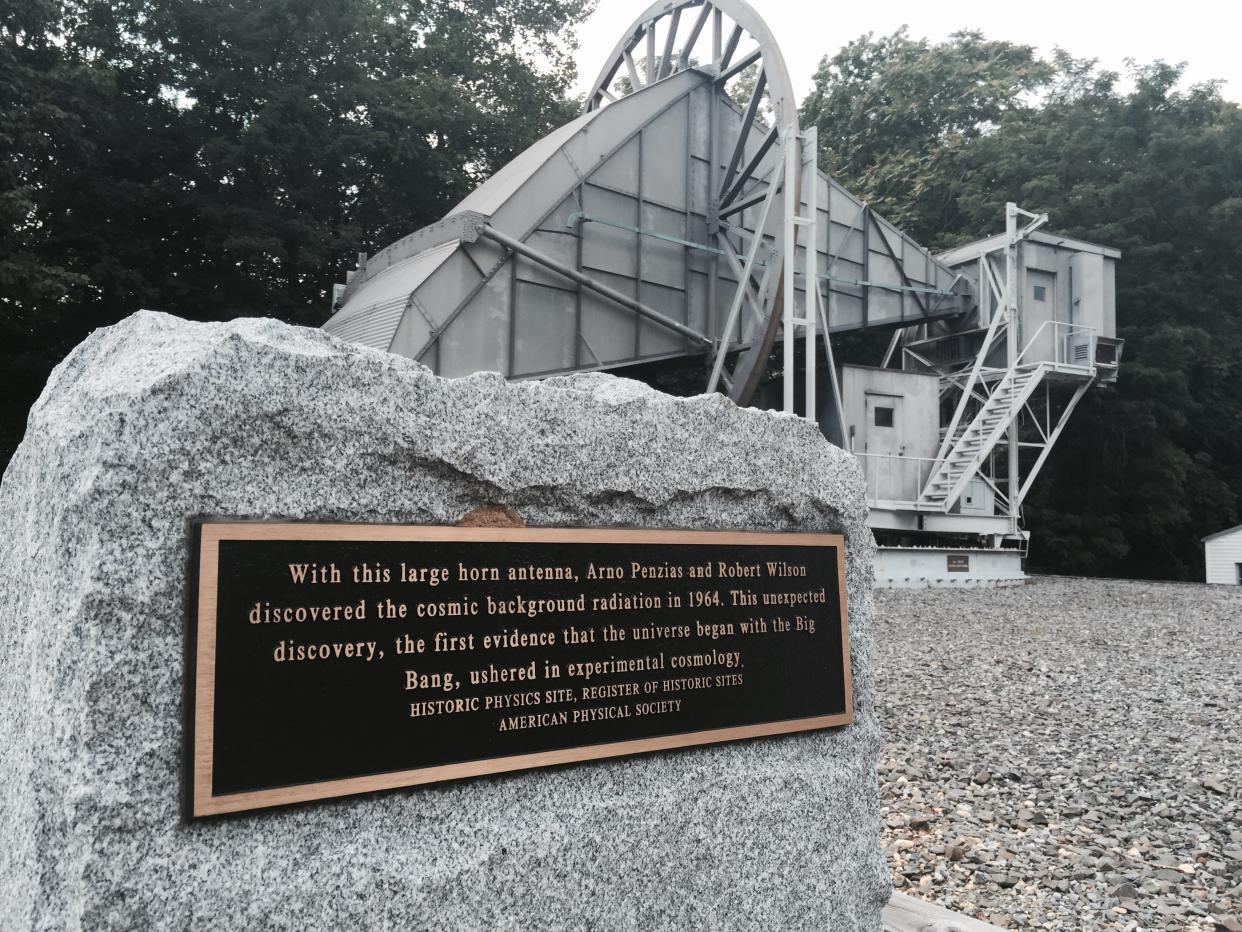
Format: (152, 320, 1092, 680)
(853, 452, 940, 463)
(1013, 319, 1097, 369)
(933, 300, 1009, 464)
(856, 451, 1011, 510)
(853, 452, 939, 506)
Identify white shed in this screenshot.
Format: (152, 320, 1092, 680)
(1203, 525, 1242, 584)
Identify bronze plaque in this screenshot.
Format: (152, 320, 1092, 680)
(188, 523, 852, 817)
(947, 553, 970, 573)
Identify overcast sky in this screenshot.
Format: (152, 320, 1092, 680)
(571, 0, 1241, 104)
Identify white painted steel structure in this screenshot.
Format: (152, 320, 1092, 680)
(324, 0, 1122, 586)
(1202, 525, 1242, 585)
(326, 0, 967, 409)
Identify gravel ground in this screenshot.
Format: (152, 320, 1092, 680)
(874, 576, 1242, 931)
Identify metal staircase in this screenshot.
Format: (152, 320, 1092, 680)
(919, 364, 1048, 510)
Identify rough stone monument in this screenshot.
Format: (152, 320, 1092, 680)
(0, 311, 886, 928)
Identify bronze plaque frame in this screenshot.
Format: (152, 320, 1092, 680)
(189, 523, 852, 817)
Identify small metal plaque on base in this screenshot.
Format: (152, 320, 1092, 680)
(188, 523, 851, 817)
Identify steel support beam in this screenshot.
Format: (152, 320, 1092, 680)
(679, 2, 712, 68)
(478, 225, 711, 347)
(1004, 203, 1020, 528)
(658, 7, 682, 79)
(804, 126, 819, 419)
(782, 124, 797, 413)
(624, 48, 642, 91)
(707, 152, 784, 392)
(717, 24, 742, 72)
(727, 127, 798, 405)
(718, 235, 771, 326)
(719, 68, 767, 201)
(718, 47, 762, 84)
(718, 183, 771, 220)
(1016, 378, 1093, 505)
(720, 124, 778, 207)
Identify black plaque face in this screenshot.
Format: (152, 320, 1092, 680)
(188, 523, 851, 816)
(947, 553, 970, 573)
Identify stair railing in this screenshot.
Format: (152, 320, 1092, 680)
(1013, 320, 1097, 369)
(932, 307, 1009, 466)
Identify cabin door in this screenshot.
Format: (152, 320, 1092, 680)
(863, 392, 908, 501)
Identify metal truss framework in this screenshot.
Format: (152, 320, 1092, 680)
(896, 203, 1100, 540)
(584, 0, 837, 419)
(328, 0, 966, 405)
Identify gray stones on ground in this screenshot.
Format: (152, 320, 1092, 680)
(874, 577, 1242, 932)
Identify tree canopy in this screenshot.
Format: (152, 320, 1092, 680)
(1, 0, 589, 460)
(802, 32, 1242, 579)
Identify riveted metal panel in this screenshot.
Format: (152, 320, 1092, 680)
(685, 268, 710, 337)
(637, 279, 689, 356)
(829, 184, 860, 221)
(433, 261, 513, 377)
(518, 229, 581, 291)
(829, 217, 865, 265)
(640, 100, 689, 209)
(590, 135, 641, 194)
(581, 185, 640, 279)
(387, 249, 480, 360)
(638, 202, 690, 290)
(512, 280, 578, 376)
(580, 268, 641, 365)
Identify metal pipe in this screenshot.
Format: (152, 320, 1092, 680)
(782, 124, 797, 414)
(804, 125, 818, 421)
(718, 184, 769, 219)
(1005, 202, 1020, 528)
(706, 77, 719, 353)
(818, 274, 957, 297)
(478, 224, 711, 346)
(568, 212, 725, 257)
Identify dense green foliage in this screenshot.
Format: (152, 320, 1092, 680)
(803, 31, 1242, 579)
(1, 0, 588, 462)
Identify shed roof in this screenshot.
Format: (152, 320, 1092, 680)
(937, 229, 1122, 266)
(1201, 524, 1242, 543)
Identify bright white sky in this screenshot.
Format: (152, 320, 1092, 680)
(571, 0, 1242, 103)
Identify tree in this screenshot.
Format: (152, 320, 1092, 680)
(800, 28, 1050, 241)
(0, 0, 589, 469)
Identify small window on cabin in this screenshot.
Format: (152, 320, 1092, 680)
(874, 406, 894, 428)
(1033, 284, 1047, 302)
